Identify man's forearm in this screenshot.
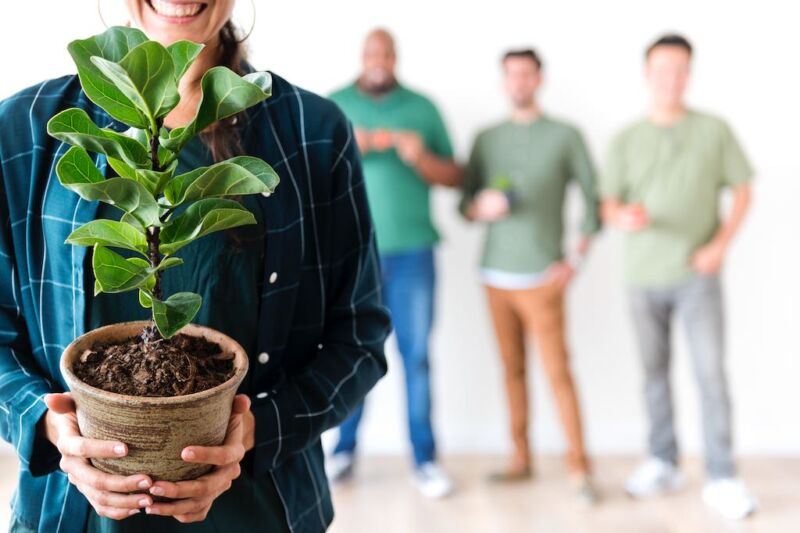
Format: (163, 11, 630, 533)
(712, 183, 752, 249)
(414, 151, 462, 187)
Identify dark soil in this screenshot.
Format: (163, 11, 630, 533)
(74, 329, 235, 397)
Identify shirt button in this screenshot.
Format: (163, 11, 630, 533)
(261, 191, 272, 198)
(269, 272, 278, 284)
(258, 352, 270, 364)
(256, 392, 268, 399)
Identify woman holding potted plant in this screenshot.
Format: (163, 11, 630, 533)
(0, 1, 390, 532)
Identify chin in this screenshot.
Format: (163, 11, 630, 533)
(139, 0, 214, 43)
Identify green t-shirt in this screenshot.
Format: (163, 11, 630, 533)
(601, 109, 753, 288)
(328, 83, 453, 254)
(461, 117, 601, 274)
(84, 136, 289, 533)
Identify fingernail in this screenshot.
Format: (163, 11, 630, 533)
(183, 449, 196, 460)
(113, 445, 126, 456)
(146, 507, 158, 515)
(137, 479, 151, 490)
(150, 486, 164, 496)
(128, 509, 139, 516)
(138, 498, 150, 508)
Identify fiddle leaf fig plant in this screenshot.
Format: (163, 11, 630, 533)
(47, 26, 279, 339)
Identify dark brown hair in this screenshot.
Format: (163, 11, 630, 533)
(646, 34, 693, 59)
(198, 21, 247, 162)
(502, 48, 542, 70)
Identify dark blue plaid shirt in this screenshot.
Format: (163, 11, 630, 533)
(0, 69, 390, 533)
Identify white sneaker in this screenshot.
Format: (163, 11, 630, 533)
(412, 462, 454, 499)
(625, 457, 686, 498)
(702, 478, 758, 520)
(325, 452, 355, 484)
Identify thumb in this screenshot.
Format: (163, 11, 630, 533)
(232, 394, 251, 415)
(45, 392, 75, 414)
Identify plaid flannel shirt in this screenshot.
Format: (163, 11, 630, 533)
(0, 68, 390, 533)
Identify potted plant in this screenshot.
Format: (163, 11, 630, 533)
(47, 26, 279, 482)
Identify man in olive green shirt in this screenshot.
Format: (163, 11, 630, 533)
(461, 49, 601, 504)
(600, 34, 757, 520)
(326, 29, 461, 499)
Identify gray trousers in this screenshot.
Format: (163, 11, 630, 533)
(628, 275, 735, 478)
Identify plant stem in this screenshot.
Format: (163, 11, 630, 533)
(147, 228, 163, 301)
(145, 119, 165, 343)
(150, 134, 162, 174)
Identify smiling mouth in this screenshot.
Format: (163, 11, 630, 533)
(147, 0, 208, 19)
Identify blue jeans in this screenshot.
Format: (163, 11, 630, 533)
(334, 247, 436, 467)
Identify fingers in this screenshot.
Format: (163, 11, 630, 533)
(231, 394, 251, 415)
(56, 434, 128, 459)
(173, 511, 211, 524)
(181, 440, 245, 466)
(93, 506, 142, 520)
(150, 463, 241, 500)
(81, 483, 153, 511)
(181, 400, 248, 466)
(61, 457, 153, 520)
(148, 471, 233, 516)
(62, 455, 152, 493)
(45, 393, 75, 414)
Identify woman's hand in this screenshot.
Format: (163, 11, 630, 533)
(43, 393, 154, 519)
(145, 394, 254, 523)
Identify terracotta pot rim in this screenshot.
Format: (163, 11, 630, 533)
(61, 321, 248, 405)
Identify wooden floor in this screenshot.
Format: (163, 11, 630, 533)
(327, 456, 800, 533)
(1, 454, 798, 532)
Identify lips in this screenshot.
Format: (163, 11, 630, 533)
(147, 0, 207, 19)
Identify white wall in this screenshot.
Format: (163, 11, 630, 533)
(1, 0, 798, 458)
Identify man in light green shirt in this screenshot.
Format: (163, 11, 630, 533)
(600, 34, 756, 519)
(326, 29, 461, 499)
(461, 48, 601, 505)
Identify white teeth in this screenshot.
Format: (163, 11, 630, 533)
(150, 0, 203, 18)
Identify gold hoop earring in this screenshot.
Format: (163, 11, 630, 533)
(235, 0, 257, 43)
(97, 0, 110, 29)
(97, 0, 130, 29)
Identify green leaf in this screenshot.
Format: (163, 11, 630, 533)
(107, 156, 137, 180)
(152, 292, 202, 339)
(139, 289, 153, 308)
(67, 26, 150, 128)
(92, 245, 184, 296)
(91, 40, 179, 124)
(93, 245, 152, 293)
(161, 68, 272, 151)
(167, 40, 204, 82)
(121, 212, 146, 233)
(164, 156, 279, 205)
(55, 148, 160, 227)
(54, 146, 104, 185)
(135, 160, 178, 195)
(47, 109, 150, 168)
(66, 220, 148, 254)
(160, 199, 256, 255)
(157, 257, 184, 272)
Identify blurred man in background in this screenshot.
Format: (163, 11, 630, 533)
(326, 28, 461, 499)
(460, 49, 601, 504)
(600, 34, 756, 519)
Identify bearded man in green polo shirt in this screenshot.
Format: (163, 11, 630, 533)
(461, 48, 602, 505)
(325, 28, 462, 499)
(600, 34, 757, 519)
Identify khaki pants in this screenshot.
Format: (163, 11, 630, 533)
(485, 283, 590, 475)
